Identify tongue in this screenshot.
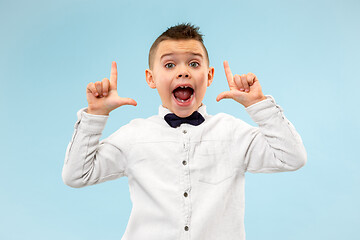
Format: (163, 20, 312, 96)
(174, 88, 192, 100)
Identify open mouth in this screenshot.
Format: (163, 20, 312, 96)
(172, 86, 194, 103)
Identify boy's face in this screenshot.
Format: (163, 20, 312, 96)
(145, 39, 214, 118)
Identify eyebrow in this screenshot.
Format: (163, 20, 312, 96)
(160, 52, 203, 61)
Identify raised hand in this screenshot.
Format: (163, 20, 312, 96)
(216, 61, 267, 108)
(86, 61, 137, 115)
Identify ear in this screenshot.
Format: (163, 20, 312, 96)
(207, 67, 214, 87)
(145, 69, 156, 89)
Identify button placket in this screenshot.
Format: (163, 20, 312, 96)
(181, 127, 191, 234)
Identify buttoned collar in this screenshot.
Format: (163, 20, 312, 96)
(158, 104, 208, 119)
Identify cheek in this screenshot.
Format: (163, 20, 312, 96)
(195, 73, 209, 88)
(156, 79, 172, 97)
(196, 83, 208, 97)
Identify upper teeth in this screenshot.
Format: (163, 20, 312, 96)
(180, 86, 188, 88)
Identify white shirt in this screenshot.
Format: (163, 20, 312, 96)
(62, 95, 307, 240)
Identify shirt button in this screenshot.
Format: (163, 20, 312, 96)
(182, 160, 187, 165)
(184, 192, 188, 197)
(184, 226, 189, 231)
(183, 130, 187, 134)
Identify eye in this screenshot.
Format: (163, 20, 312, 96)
(189, 62, 199, 68)
(165, 63, 175, 69)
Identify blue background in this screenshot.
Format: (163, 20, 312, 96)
(1, 0, 359, 239)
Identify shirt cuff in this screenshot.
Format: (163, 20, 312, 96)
(245, 95, 283, 124)
(74, 107, 109, 134)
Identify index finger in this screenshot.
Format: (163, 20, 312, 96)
(223, 60, 233, 84)
(110, 61, 117, 90)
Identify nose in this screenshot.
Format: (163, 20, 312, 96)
(177, 66, 190, 79)
(178, 73, 189, 78)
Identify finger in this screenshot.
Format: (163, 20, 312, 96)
(110, 61, 118, 91)
(248, 72, 256, 86)
(216, 91, 233, 102)
(86, 82, 98, 97)
(241, 74, 250, 92)
(95, 81, 103, 96)
(223, 60, 233, 85)
(102, 78, 110, 96)
(234, 74, 244, 91)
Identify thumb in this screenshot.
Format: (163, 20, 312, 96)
(116, 97, 138, 106)
(216, 91, 233, 102)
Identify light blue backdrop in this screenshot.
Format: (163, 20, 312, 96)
(1, 0, 359, 239)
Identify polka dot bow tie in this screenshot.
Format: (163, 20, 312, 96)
(164, 111, 205, 128)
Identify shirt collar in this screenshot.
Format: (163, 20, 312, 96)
(158, 103, 208, 119)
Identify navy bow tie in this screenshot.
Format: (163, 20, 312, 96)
(164, 111, 205, 128)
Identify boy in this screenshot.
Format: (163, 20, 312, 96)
(62, 23, 307, 240)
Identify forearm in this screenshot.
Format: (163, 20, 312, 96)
(62, 108, 125, 188)
(244, 95, 307, 173)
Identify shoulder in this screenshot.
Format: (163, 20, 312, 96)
(204, 112, 258, 137)
(114, 115, 160, 132)
(208, 112, 251, 127)
(186, 111, 257, 142)
(104, 114, 168, 144)
(127, 114, 165, 130)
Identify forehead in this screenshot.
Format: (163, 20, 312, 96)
(155, 39, 206, 60)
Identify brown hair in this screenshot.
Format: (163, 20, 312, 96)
(148, 23, 209, 69)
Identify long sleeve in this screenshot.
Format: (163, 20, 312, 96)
(62, 107, 128, 188)
(243, 95, 307, 173)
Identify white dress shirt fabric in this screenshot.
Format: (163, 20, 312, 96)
(62, 95, 307, 240)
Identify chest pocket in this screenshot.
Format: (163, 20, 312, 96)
(195, 142, 235, 185)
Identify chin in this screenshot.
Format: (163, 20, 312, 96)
(172, 103, 200, 118)
(174, 110, 194, 118)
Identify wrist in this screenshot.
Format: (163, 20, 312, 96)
(86, 107, 110, 116)
(244, 95, 267, 108)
